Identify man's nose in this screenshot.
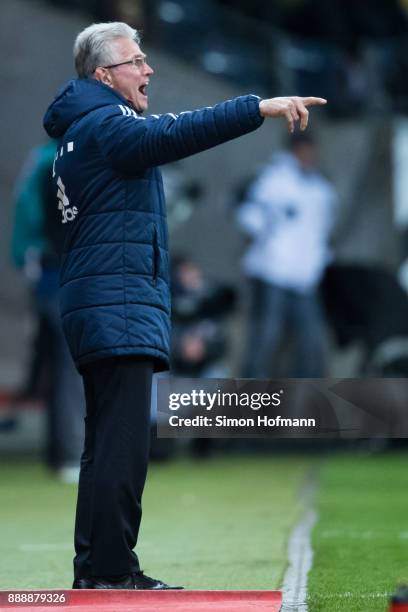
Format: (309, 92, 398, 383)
(144, 62, 154, 76)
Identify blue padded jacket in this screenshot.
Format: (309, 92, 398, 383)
(43, 78, 264, 370)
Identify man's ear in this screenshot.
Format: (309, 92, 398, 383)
(94, 67, 113, 88)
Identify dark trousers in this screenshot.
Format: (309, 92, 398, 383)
(73, 356, 154, 579)
(244, 280, 326, 378)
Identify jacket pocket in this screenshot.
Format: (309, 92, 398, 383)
(152, 226, 160, 285)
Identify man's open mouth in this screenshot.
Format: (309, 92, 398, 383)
(139, 84, 148, 96)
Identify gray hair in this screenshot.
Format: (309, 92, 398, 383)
(74, 22, 141, 78)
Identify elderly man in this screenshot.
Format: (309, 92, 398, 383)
(43, 22, 326, 590)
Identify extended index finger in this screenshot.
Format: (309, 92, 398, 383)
(301, 97, 327, 106)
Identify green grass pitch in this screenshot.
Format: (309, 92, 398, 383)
(308, 451, 408, 611)
(0, 455, 310, 590)
(1, 451, 407, 611)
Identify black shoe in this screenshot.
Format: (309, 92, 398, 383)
(72, 571, 183, 590)
(132, 571, 183, 590)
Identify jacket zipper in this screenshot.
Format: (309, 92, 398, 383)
(153, 227, 159, 284)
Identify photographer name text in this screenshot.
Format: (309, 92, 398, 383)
(168, 415, 316, 428)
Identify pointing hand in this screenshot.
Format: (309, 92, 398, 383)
(259, 96, 327, 132)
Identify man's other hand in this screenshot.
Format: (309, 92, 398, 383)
(259, 96, 327, 133)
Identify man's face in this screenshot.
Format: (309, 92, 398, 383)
(293, 143, 318, 169)
(102, 37, 154, 112)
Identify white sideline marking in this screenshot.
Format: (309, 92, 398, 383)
(19, 543, 72, 552)
(281, 480, 317, 612)
(314, 592, 390, 599)
(321, 528, 407, 540)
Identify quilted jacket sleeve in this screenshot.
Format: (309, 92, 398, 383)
(95, 95, 264, 173)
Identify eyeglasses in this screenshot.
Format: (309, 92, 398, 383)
(103, 56, 148, 70)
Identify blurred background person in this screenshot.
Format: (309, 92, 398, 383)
(171, 256, 237, 457)
(236, 132, 337, 378)
(150, 255, 236, 460)
(10, 140, 85, 482)
(10, 141, 58, 404)
(161, 163, 204, 233)
(171, 255, 236, 378)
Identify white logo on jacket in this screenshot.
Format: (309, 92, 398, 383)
(57, 176, 78, 224)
